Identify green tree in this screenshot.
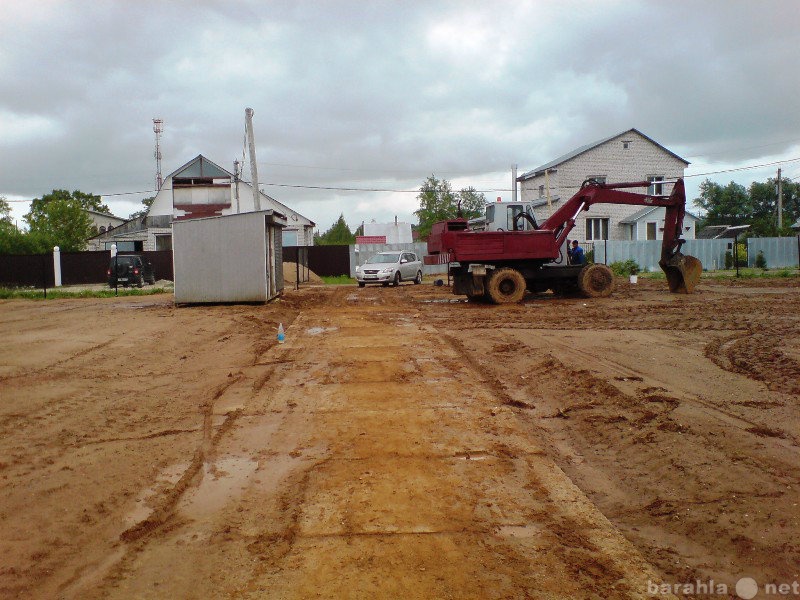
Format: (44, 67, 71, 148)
(414, 175, 486, 239)
(694, 180, 751, 227)
(749, 178, 800, 236)
(457, 186, 487, 219)
(24, 191, 94, 252)
(694, 177, 800, 237)
(129, 196, 155, 220)
(314, 214, 356, 245)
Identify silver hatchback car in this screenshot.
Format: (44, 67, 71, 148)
(356, 251, 424, 287)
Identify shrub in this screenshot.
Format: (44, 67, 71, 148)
(609, 259, 640, 277)
(754, 251, 767, 269)
(585, 248, 595, 264)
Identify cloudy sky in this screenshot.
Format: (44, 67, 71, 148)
(2, 0, 799, 231)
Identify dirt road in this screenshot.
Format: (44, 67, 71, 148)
(1, 277, 798, 598)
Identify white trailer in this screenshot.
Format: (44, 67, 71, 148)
(173, 210, 286, 303)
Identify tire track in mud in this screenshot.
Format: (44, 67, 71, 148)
(706, 329, 800, 396)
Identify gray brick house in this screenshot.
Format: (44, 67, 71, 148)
(518, 128, 697, 242)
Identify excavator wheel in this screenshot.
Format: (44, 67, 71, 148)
(486, 268, 526, 304)
(578, 263, 614, 298)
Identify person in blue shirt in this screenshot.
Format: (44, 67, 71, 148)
(570, 240, 585, 265)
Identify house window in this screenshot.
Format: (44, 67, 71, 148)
(622, 140, 631, 149)
(587, 175, 607, 185)
(586, 218, 609, 240)
(648, 176, 664, 195)
(155, 235, 172, 251)
(538, 185, 545, 198)
(99, 226, 106, 233)
(646, 222, 657, 240)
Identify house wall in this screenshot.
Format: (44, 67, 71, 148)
(521, 131, 687, 242)
(629, 207, 697, 241)
(148, 172, 314, 246)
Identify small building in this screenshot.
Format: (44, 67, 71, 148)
(88, 155, 314, 251)
(619, 206, 699, 240)
(792, 218, 800, 230)
(85, 209, 127, 237)
(518, 128, 691, 242)
(173, 210, 286, 304)
(363, 220, 413, 244)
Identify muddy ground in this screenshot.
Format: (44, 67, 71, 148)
(1, 276, 798, 599)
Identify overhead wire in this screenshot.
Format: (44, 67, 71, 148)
(5, 155, 800, 203)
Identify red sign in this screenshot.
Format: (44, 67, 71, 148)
(356, 236, 387, 244)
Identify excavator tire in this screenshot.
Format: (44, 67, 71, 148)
(578, 263, 614, 298)
(486, 268, 526, 304)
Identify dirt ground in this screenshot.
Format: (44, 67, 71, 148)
(1, 275, 798, 599)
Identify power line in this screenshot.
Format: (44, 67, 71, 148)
(5, 155, 800, 202)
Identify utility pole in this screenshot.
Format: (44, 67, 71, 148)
(233, 159, 241, 214)
(511, 164, 518, 203)
(777, 167, 783, 230)
(244, 108, 261, 211)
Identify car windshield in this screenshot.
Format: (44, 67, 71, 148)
(366, 253, 401, 264)
(110, 256, 136, 266)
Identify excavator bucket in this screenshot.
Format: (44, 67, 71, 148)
(659, 253, 702, 294)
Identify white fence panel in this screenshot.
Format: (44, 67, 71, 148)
(747, 237, 799, 268)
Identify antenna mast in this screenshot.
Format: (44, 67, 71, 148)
(153, 118, 164, 191)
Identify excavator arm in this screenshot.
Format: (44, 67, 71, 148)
(541, 178, 702, 293)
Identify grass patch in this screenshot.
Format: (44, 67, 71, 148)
(0, 287, 170, 300)
(320, 275, 356, 285)
(627, 267, 799, 281)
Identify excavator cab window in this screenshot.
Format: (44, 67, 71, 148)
(508, 205, 524, 230)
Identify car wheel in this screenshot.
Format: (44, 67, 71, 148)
(358, 282, 365, 288)
(392, 272, 401, 287)
(414, 270, 422, 284)
(137, 275, 144, 288)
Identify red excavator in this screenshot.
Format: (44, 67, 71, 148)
(424, 178, 702, 303)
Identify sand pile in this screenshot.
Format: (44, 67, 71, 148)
(282, 261, 324, 284)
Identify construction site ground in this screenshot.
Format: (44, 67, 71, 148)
(1, 276, 799, 599)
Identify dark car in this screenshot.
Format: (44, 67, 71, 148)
(107, 255, 156, 288)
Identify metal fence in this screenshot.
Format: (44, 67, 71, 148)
(594, 239, 738, 271)
(747, 237, 800, 268)
(0, 250, 174, 288)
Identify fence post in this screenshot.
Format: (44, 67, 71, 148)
(53, 246, 62, 287)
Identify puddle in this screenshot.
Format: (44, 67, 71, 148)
(179, 456, 259, 519)
(124, 462, 188, 527)
(306, 326, 339, 336)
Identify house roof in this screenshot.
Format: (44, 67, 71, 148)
(530, 196, 562, 209)
(696, 224, 750, 239)
(518, 128, 690, 181)
(84, 208, 124, 219)
(620, 205, 700, 224)
(169, 154, 232, 180)
(160, 154, 315, 227)
(793, 218, 800, 229)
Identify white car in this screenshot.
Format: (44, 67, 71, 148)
(356, 251, 424, 287)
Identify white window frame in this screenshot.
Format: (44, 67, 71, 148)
(586, 217, 609, 241)
(648, 175, 665, 196)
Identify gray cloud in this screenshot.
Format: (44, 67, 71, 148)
(2, 0, 799, 228)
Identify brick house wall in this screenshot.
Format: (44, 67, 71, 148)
(520, 130, 688, 242)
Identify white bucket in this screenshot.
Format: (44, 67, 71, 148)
(629, 274, 638, 284)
